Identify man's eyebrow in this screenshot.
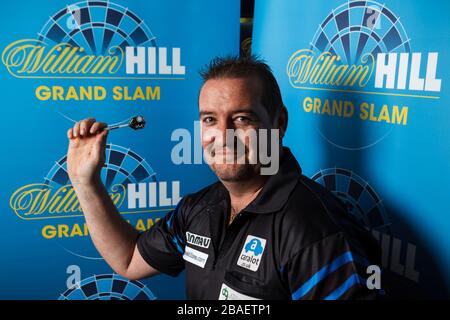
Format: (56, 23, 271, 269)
(233, 110, 260, 118)
(199, 110, 260, 117)
(199, 111, 215, 117)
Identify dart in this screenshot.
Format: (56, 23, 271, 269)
(107, 115, 146, 131)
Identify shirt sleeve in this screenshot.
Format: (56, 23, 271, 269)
(136, 200, 186, 277)
(285, 232, 381, 300)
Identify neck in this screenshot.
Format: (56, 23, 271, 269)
(221, 148, 285, 223)
(221, 174, 267, 215)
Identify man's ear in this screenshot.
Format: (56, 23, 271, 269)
(276, 105, 288, 139)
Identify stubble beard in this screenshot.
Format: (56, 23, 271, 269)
(210, 162, 260, 182)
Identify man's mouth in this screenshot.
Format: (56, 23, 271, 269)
(213, 148, 236, 156)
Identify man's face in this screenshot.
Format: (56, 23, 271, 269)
(199, 77, 274, 182)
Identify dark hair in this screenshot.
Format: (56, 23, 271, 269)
(199, 55, 284, 121)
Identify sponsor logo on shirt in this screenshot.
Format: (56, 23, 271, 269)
(237, 235, 266, 272)
(185, 231, 211, 249)
(183, 246, 208, 268)
(218, 283, 260, 300)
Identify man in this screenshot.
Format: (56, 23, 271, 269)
(67, 55, 381, 300)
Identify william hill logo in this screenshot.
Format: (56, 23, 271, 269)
(1, 1, 185, 79)
(287, 0, 442, 95)
(286, 0, 443, 132)
(287, 50, 441, 93)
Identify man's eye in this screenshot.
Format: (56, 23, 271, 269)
(203, 117, 215, 124)
(235, 116, 251, 124)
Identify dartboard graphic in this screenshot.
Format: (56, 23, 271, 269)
(310, 0, 410, 64)
(38, 0, 156, 55)
(312, 168, 390, 231)
(59, 274, 156, 300)
(44, 143, 157, 191)
(44, 145, 156, 260)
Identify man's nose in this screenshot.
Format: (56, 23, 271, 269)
(215, 119, 235, 145)
(216, 117, 235, 132)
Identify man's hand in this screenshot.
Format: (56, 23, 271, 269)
(67, 118, 108, 186)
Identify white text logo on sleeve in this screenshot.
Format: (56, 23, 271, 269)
(183, 246, 208, 268)
(185, 231, 211, 249)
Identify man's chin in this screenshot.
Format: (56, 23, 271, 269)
(210, 164, 258, 182)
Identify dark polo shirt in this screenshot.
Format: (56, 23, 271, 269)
(137, 147, 381, 299)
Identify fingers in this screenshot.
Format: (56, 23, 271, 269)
(79, 118, 96, 137)
(71, 118, 107, 138)
(73, 121, 81, 138)
(90, 122, 107, 134)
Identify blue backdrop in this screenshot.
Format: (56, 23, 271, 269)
(0, 0, 239, 299)
(253, 0, 449, 298)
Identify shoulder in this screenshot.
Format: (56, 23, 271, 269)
(279, 174, 360, 253)
(176, 181, 226, 220)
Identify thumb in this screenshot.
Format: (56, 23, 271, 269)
(94, 130, 108, 159)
